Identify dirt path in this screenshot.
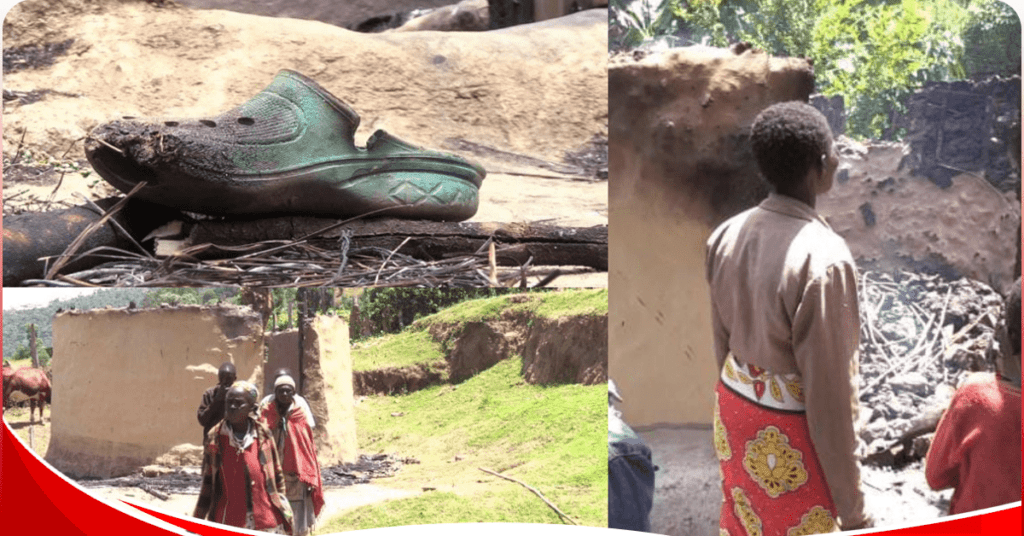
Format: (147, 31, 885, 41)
(85, 483, 419, 521)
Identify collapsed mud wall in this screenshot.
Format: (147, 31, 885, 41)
(300, 315, 357, 465)
(609, 46, 814, 426)
(45, 305, 264, 478)
(903, 77, 1020, 193)
(815, 76, 1020, 289)
(818, 139, 1019, 291)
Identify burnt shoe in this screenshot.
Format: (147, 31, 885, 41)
(84, 70, 486, 221)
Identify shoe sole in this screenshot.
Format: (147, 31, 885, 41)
(88, 145, 482, 221)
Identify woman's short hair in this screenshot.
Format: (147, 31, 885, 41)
(750, 101, 833, 190)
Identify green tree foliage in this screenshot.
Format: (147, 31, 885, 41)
(617, 0, 1018, 139)
(140, 288, 238, 307)
(268, 289, 300, 330)
(961, 0, 1022, 78)
(611, 0, 684, 50)
(11, 344, 51, 368)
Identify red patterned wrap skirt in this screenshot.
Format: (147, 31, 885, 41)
(714, 353, 839, 536)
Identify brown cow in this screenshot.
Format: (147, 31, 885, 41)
(2, 362, 16, 404)
(4, 367, 52, 423)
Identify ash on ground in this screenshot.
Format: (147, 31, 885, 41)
(77, 467, 203, 498)
(73, 453, 412, 497)
(856, 269, 1006, 524)
(321, 453, 416, 487)
(563, 133, 608, 180)
(3, 38, 75, 74)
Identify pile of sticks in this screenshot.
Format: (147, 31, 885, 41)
(24, 241, 581, 288)
(858, 270, 1000, 400)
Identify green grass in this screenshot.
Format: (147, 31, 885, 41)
(531, 288, 607, 319)
(352, 330, 445, 372)
(318, 358, 607, 532)
(416, 289, 608, 326)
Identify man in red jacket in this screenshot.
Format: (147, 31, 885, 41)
(926, 277, 1021, 513)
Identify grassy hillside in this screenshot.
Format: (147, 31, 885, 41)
(416, 288, 607, 325)
(320, 289, 608, 531)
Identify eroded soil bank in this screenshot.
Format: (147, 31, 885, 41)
(355, 310, 608, 395)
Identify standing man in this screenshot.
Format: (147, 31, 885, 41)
(260, 374, 324, 536)
(194, 380, 293, 532)
(260, 368, 316, 430)
(706, 102, 871, 534)
(197, 362, 236, 444)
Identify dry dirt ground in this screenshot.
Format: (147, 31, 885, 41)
(2, 0, 609, 286)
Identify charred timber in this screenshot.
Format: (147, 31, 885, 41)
(187, 217, 608, 271)
(2, 198, 179, 286)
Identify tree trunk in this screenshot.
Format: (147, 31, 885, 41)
(29, 324, 38, 368)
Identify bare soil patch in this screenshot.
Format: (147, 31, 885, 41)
(354, 362, 448, 396)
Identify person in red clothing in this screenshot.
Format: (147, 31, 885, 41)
(925, 277, 1022, 514)
(260, 374, 325, 536)
(194, 380, 293, 533)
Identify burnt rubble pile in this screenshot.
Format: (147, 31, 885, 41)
(321, 453, 417, 487)
(857, 270, 1005, 467)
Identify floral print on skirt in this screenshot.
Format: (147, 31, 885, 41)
(715, 354, 839, 536)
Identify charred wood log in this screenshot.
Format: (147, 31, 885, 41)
(3, 198, 179, 286)
(186, 217, 608, 271)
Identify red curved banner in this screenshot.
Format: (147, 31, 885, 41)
(1, 418, 1020, 535)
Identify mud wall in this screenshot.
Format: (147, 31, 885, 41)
(301, 315, 357, 465)
(609, 47, 814, 427)
(818, 140, 1020, 291)
(264, 329, 300, 395)
(45, 305, 264, 478)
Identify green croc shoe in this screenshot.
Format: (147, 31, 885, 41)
(85, 70, 486, 221)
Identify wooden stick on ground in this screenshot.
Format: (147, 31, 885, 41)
(478, 467, 578, 525)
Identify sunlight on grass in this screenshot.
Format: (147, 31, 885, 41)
(352, 330, 445, 372)
(3, 406, 51, 456)
(6, 358, 33, 368)
(531, 288, 607, 318)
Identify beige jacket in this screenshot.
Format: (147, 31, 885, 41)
(706, 193, 867, 528)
